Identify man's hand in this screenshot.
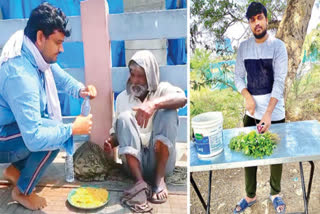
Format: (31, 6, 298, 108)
(241, 89, 256, 116)
(104, 137, 113, 153)
(258, 97, 278, 133)
(258, 112, 272, 133)
(72, 114, 92, 135)
(104, 134, 118, 151)
(245, 95, 256, 116)
(80, 85, 97, 99)
(132, 101, 156, 128)
(104, 134, 118, 159)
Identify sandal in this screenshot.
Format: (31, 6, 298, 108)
(122, 180, 150, 198)
(149, 184, 168, 204)
(233, 198, 257, 213)
(120, 181, 152, 213)
(270, 195, 286, 214)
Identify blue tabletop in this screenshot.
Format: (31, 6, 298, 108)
(190, 120, 320, 172)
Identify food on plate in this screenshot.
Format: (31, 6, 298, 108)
(70, 187, 109, 208)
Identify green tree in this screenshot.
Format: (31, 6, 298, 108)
(190, 48, 236, 91)
(191, 0, 286, 51)
(302, 23, 320, 61)
(276, 0, 316, 100)
(191, 0, 316, 101)
(190, 48, 212, 90)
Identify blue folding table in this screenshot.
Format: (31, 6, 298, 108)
(190, 120, 320, 214)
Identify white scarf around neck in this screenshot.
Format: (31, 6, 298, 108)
(0, 30, 62, 122)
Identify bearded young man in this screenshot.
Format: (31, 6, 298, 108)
(233, 2, 288, 214)
(104, 50, 186, 210)
(0, 3, 96, 210)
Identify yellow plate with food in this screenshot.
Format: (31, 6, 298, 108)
(67, 186, 109, 209)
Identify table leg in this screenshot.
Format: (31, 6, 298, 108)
(299, 161, 315, 214)
(306, 161, 314, 203)
(207, 170, 212, 214)
(190, 172, 207, 210)
(190, 171, 213, 214)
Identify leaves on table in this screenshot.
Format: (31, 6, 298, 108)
(229, 131, 280, 159)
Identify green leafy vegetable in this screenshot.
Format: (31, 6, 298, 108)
(229, 131, 280, 158)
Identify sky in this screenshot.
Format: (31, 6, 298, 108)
(307, 1, 320, 34)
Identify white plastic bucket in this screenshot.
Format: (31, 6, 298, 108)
(192, 112, 224, 158)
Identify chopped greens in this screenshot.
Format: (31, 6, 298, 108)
(229, 131, 280, 158)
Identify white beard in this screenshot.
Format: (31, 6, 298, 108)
(129, 84, 148, 97)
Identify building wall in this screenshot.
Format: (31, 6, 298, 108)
(123, 0, 165, 12)
(0, 9, 2, 54)
(123, 0, 167, 65)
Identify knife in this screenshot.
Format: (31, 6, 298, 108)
(254, 117, 264, 134)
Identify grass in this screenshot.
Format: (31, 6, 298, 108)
(190, 62, 320, 133)
(286, 63, 320, 121)
(190, 87, 245, 129)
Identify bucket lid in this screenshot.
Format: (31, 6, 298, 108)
(191, 112, 223, 127)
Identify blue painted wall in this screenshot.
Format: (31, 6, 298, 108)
(0, 0, 187, 116)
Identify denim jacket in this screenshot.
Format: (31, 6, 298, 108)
(0, 43, 84, 153)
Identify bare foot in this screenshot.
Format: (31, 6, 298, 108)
(11, 186, 47, 210)
(3, 165, 20, 185)
(151, 178, 168, 203)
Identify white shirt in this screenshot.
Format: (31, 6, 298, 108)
(234, 36, 288, 121)
(111, 82, 184, 147)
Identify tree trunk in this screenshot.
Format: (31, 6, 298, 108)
(275, 0, 315, 105)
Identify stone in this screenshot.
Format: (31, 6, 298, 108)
(295, 188, 302, 196)
(217, 202, 225, 210)
(73, 141, 118, 181)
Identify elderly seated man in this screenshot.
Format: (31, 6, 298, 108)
(105, 50, 186, 206)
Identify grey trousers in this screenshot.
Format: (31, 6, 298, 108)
(116, 109, 178, 180)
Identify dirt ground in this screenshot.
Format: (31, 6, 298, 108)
(190, 161, 320, 214)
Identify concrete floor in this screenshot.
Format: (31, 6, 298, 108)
(0, 143, 187, 214)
